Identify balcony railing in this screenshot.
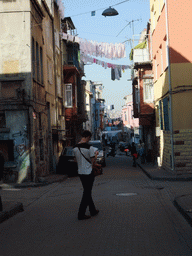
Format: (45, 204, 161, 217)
(133, 48, 150, 63)
(63, 53, 79, 69)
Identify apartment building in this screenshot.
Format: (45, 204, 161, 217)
(0, 0, 64, 182)
(150, 0, 192, 172)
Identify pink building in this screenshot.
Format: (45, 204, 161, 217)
(122, 94, 139, 142)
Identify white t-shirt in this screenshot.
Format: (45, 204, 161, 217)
(73, 143, 96, 175)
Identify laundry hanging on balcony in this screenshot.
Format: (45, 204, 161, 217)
(62, 33, 126, 59)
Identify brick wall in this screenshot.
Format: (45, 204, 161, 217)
(160, 129, 192, 173)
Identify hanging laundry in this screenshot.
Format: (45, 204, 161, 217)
(115, 67, 120, 80)
(111, 68, 115, 81)
(62, 33, 126, 60)
(80, 53, 131, 70)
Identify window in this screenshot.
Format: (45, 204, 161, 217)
(1, 81, 22, 98)
(40, 47, 43, 84)
(124, 111, 127, 121)
(163, 97, 169, 131)
(32, 37, 36, 78)
(159, 100, 163, 130)
(135, 87, 139, 104)
(75, 85, 77, 107)
(36, 42, 40, 82)
(160, 45, 163, 74)
(154, 55, 157, 80)
(131, 110, 134, 119)
(143, 79, 154, 103)
(0, 113, 6, 128)
(47, 58, 53, 84)
(65, 84, 72, 107)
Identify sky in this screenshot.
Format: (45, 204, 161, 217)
(62, 0, 150, 113)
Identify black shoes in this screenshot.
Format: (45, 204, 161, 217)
(78, 215, 91, 220)
(91, 210, 99, 217)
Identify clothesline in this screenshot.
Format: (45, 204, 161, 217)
(81, 53, 131, 81)
(62, 33, 126, 59)
(80, 53, 131, 69)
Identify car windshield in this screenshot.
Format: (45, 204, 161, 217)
(89, 142, 103, 150)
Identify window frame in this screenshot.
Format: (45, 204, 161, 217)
(65, 84, 73, 107)
(36, 42, 40, 82)
(32, 37, 36, 79)
(143, 78, 154, 103)
(40, 46, 43, 84)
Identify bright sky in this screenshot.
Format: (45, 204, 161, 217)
(62, 0, 150, 112)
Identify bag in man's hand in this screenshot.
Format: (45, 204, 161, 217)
(92, 163, 103, 176)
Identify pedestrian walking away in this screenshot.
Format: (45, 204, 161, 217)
(129, 142, 138, 167)
(73, 130, 99, 220)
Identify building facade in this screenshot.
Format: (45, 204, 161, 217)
(0, 0, 64, 182)
(132, 24, 156, 162)
(122, 94, 139, 143)
(62, 17, 86, 146)
(150, 0, 192, 173)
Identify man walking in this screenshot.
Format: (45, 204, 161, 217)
(73, 130, 99, 220)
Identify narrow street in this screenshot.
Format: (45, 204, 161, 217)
(0, 153, 192, 256)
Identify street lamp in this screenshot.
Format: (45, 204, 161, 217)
(102, 7, 119, 17)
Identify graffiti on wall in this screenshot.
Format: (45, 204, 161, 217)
(12, 128, 30, 183)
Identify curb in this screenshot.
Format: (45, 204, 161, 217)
(173, 196, 192, 227)
(0, 202, 24, 224)
(137, 164, 192, 181)
(12, 175, 68, 189)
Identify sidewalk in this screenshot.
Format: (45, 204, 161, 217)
(0, 174, 67, 223)
(137, 161, 192, 227)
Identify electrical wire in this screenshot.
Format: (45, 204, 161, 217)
(69, 0, 130, 17)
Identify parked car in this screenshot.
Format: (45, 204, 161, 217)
(89, 140, 106, 167)
(56, 146, 78, 177)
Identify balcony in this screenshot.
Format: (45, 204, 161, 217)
(63, 53, 79, 70)
(133, 48, 150, 63)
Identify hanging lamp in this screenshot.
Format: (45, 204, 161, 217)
(102, 7, 119, 17)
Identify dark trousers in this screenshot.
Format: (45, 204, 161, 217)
(78, 173, 96, 217)
(132, 156, 136, 167)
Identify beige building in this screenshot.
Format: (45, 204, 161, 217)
(0, 0, 65, 182)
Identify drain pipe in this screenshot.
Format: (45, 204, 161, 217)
(165, 0, 175, 172)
